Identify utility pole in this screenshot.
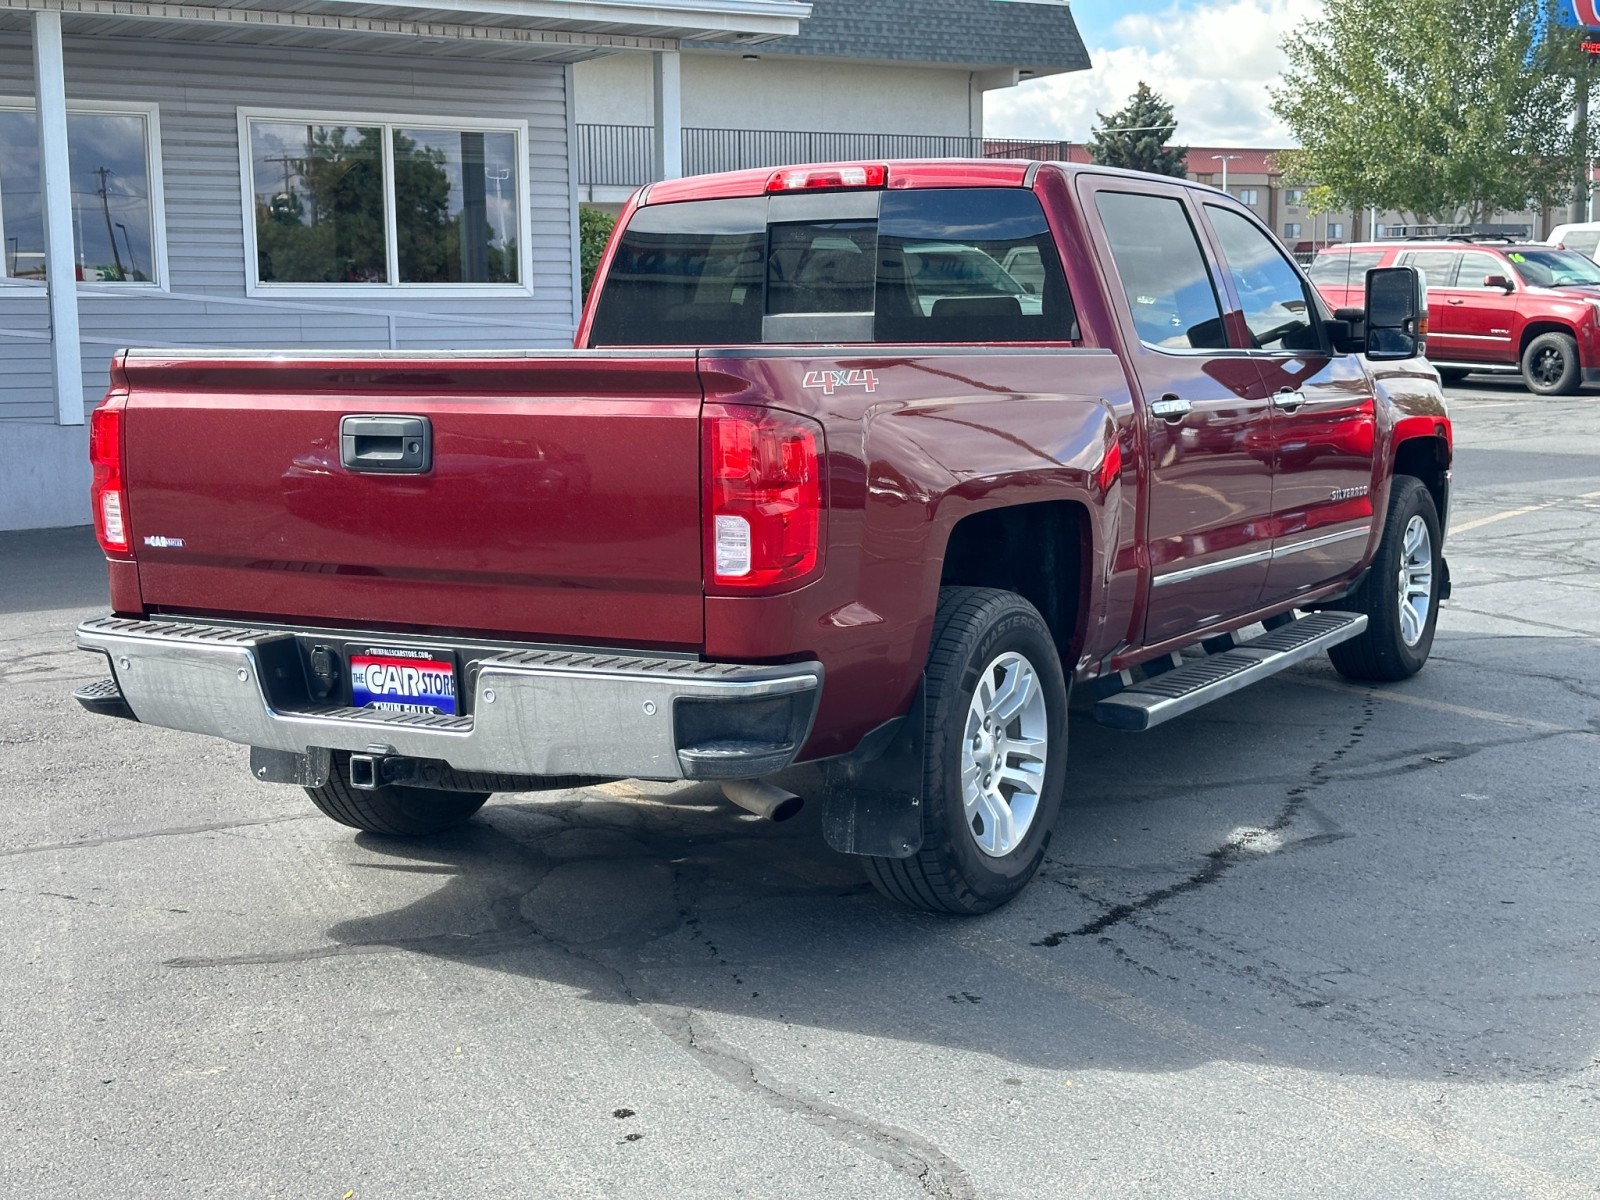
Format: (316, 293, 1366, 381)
(92, 165, 126, 279)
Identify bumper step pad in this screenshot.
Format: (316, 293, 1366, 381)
(1093, 611, 1368, 732)
(73, 677, 137, 721)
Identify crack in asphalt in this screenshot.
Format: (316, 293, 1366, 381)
(1035, 694, 1379, 945)
(158, 814, 972, 1200)
(0, 814, 313, 859)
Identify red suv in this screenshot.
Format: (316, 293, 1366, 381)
(1311, 238, 1600, 395)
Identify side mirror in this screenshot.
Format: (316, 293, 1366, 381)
(1483, 274, 1515, 293)
(1365, 266, 1427, 361)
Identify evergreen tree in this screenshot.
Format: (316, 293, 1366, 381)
(1088, 83, 1188, 178)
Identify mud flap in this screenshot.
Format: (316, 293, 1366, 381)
(819, 682, 926, 860)
(250, 746, 332, 788)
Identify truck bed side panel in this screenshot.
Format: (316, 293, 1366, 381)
(698, 348, 1133, 759)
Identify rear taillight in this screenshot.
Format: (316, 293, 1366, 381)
(705, 405, 824, 593)
(90, 402, 129, 556)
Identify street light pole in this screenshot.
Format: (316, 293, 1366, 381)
(1211, 153, 1242, 195)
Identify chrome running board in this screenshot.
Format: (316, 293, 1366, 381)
(1093, 611, 1368, 732)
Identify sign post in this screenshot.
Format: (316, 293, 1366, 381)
(1566, 3, 1600, 222)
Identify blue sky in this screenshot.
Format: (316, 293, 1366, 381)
(987, 1, 1326, 146)
(1068, 0, 1173, 45)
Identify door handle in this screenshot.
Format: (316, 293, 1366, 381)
(1271, 389, 1306, 412)
(1150, 395, 1193, 422)
(340, 415, 432, 474)
(1446, 298, 1466, 306)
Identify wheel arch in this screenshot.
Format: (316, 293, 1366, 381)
(1393, 434, 1451, 531)
(1519, 320, 1578, 358)
(936, 499, 1093, 668)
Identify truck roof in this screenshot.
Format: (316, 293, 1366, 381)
(641, 159, 1037, 204)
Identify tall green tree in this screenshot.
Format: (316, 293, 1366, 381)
(1272, 0, 1589, 226)
(1087, 82, 1189, 178)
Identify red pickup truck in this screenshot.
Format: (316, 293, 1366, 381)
(74, 160, 1452, 914)
(1311, 237, 1600, 394)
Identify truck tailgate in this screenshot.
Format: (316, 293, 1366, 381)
(118, 352, 705, 648)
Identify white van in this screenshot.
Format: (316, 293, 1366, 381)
(1547, 221, 1600, 260)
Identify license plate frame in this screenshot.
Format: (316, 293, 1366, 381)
(345, 642, 459, 717)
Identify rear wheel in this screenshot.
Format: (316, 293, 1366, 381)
(862, 587, 1068, 915)
(1328, 477, 1442, 682)
(1521, 332, 1581, 396)
(305, 751, 489, 836)
(1436, 367, 1472, 384)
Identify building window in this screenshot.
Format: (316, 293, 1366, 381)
(0, 102, 163, 285)
(1237, 188, 1259, 205)
(1284, 222, 1302, 239)
(1327, 222, 1344, 239)
(1285, 188, 1306, 206)
(243, 111, 526, 290)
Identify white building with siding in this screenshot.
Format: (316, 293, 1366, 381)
(0, 0, 808, 530)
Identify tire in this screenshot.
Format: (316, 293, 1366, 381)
(1521, 332, 1581, 396)
(862, 587, 1068, 915)
(1436, 367, 1472, 384)
(305, 751, 489, 836)
(1327, 477, 1442, 682)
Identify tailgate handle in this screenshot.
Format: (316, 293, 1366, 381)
(340, 415, 431, 474)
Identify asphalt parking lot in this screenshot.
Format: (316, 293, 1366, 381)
(2, 378, 1598, 1200)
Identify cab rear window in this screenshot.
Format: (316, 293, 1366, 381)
(588, 188, 1077, 346)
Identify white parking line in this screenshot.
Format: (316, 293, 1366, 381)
(1294, 677, 1593, 734)
(1451, 489, 1600, 535)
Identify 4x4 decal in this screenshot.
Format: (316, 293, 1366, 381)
(803, 369, 879, 395)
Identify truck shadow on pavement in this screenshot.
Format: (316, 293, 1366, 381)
(303, 674, 1600, 1084)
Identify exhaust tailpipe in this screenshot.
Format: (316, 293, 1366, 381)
(721, 780, 804, 823)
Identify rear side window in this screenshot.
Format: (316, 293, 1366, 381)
(1307, 249, 1383, 287)
(1454, 251, 1507, 290)
(1094, 190, 1227, 350)
(1398, 250, 1459, 290)
(588, 187, 1076, 346)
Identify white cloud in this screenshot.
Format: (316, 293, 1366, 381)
(987, 0, 1325, 147)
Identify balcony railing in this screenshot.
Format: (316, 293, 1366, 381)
(576, 125, 1076, 190)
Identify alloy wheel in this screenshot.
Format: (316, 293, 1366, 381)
(1397, 514, 1434, 647)
(960, 651, 1050, 858)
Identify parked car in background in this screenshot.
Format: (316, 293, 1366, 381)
(1546, 221, 1600, 262)
(1310, 238, 1600, 394)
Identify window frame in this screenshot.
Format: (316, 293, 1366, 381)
(237, 106, 533, 298)
(0, 97, 168, 292)
(1237, 188, 1259, 206)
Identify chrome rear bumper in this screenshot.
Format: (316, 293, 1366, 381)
(76, 616, 821, 781)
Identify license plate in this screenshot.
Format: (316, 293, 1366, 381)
(349, 645, 457, 716)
